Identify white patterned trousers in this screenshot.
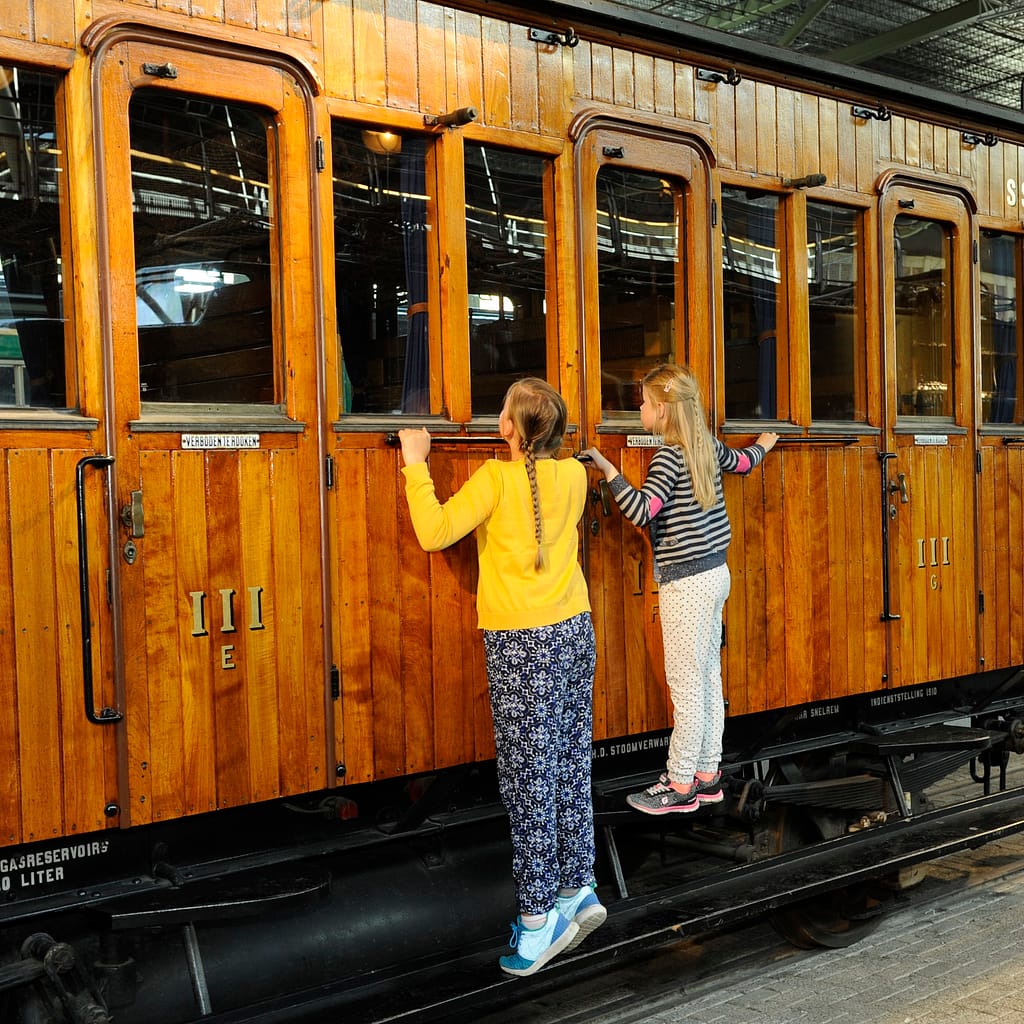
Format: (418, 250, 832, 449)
(659, 562, 731, 784)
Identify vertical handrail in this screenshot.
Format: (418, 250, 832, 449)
(878, 451, 901, 623)
(75, 455, 123, 724)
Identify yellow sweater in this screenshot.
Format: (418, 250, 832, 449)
(401, 456, 591, 630)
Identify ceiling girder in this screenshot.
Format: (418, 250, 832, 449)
(776, 0, 838, 46)
(696, 0, 804, 32)
(826, 0, 1003, 63)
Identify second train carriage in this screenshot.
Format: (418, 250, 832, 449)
(1, 0, 1024, 1019)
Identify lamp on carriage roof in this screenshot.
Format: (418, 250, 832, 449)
(423, 106, 478, 128)
(782, 173, 827, 189)
(361, 129, 402, 156)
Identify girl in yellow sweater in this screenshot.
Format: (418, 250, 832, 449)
(399, 378, 604, 977)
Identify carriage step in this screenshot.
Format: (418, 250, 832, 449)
(852, 724, 993, 756)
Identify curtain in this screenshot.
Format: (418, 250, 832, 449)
(987, 240, 1017, 423)
(400, 138, 429, 414)
(748, 200, 778, 419)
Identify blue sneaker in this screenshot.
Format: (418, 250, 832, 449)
(556, 884, 607, 950)
(499, 911, 579, 977)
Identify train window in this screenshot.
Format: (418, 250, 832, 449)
(894, 216, 954, 419)
(807, 202, 866, 422)
(131, 90, 274, 404)
(596, 166, 680, 411)
(721, 188, 783, 420)
(0, 67, 67, 409)
(465, 144, 549, 416)
(979, 233, 1021, 425)
(331, 122, 431, 415)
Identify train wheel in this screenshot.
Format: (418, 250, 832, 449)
(771, 883, 884, 949)
(765, 806, 885, 949)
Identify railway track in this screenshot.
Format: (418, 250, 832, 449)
(462, 830, 1024, 1024)
(187, 822, 1024, 1024)
(188, 772, 1024, 1024)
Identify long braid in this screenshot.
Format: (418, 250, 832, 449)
(522, 441, 544, 569)
(502, 377, 568, 572)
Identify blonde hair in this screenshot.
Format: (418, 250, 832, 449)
(503, 377, 568, 570)
(642, 364, 718, 511)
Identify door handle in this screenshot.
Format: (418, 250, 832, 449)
(75, 455, 124, 725)
(120, 490, 145, 537)
(889, 473, 909, 503)
(878, 451, 901, 622)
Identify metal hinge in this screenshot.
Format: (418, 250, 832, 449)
(330, 665, 340, 700)
(325, 454, 335, 489)
(142, 62, 177, 79)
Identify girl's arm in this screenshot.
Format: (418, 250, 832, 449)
(601, 447, 680, 527)
(399, 432, 498, 551)
(579, 447, 617, 482)
(716, 432, 778, 476)
(398, 426, 432, 465)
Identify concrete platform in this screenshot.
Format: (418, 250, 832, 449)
(641, 832, 1024, 1024)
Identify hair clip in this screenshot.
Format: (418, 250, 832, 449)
(663, 382, 672, 393)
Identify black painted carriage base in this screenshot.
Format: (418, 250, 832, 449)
(171, 784, 1024, 1024)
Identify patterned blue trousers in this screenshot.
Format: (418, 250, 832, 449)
(483, 611, 597, 916)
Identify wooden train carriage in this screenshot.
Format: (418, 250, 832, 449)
(0, 0, 1023, 864)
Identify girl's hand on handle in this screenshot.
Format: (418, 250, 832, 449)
(398, 427, 431, 465)
(756, 432, 779, 453)
(580, 447, 618, 481)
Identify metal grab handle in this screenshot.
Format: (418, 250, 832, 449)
(889, 472, 909, 503)
(75, 455, 123, 725)
(385, 432, 503, 447)
(591, 480, 612, 517)
(878, 452, 900, 622)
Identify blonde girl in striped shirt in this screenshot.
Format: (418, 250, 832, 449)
(583, 364, 777, 814)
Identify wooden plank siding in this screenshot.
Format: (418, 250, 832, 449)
(576, 441, 891, 735)
(0, 446, 118, 846)
(116, 446, 327, 820)
(887, 436, 980, 688)
(979, 443, 1024, 672)
(720, 443, 889, 714)
(331, 439, 495, 782)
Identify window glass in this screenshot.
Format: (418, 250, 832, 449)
(807, 202, 866, 421)
(131, 90, 273, 404)
(722, 187, 780, 420)
(465, 145, 548, 416)
(894, 216, 954, 418)
(595, 167, 680, 411)
(979, 233, 1020, 425)
(0, 67, 66, 408)
(331, 123, 430, 414)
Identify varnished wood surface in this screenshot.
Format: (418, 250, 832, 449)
(0, 0, 1021, 851)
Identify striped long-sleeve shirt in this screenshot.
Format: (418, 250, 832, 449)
(608, 438, 767, 583)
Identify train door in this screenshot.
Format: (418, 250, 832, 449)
(879, 184, 979, 687)
(94, 40, 330, 825)
(576, 124, 713, 742)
